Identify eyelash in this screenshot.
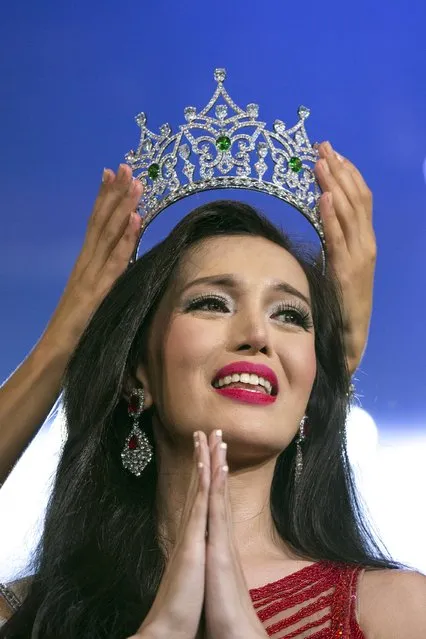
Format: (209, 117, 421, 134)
(185, 294, 313, 329)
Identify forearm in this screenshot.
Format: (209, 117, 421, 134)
(0, 337, 71, 485)
(346, 351, 361, 378)
(127, 623, 183, 639)
(344, 324, 369, 377)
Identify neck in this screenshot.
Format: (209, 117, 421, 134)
(153, 424, 294, 563)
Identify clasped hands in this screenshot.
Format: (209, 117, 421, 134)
(132, 430, 268, 639)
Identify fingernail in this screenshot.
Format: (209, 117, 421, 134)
(102, 168, 109, 183)
(220, 442, 227, 450)
(335, 152, 344, 162)
(324, 141, 332, 155)
(130, 211, 141, 229)
(215, 429, 222, 438)
(117, 164, 126, 179)
(193, 431, 199, 441)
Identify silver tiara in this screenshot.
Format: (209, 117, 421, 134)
(126, 68, 324, 259)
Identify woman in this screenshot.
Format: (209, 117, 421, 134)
(0, 143, 373, 486)
(0, 147, 424, 638)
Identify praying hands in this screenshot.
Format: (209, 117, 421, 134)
(132, 430, 268, 639)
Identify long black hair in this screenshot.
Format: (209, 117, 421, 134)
(1, 201, 406, 638)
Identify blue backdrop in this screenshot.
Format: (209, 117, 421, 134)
(1, 0, 425, 430)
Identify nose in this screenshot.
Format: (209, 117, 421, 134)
(231, 307, 271, 356)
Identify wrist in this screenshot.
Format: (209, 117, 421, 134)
(39, 303, 96, 358)
(128, 623, 172, 639)
(32, 332, 75, 370)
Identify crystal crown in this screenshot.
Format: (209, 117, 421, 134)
(126, 68, 324, 256)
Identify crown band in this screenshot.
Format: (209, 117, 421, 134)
(126, 68, 324, 266)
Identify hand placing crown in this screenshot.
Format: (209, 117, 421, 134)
(125, 68, 323, 256)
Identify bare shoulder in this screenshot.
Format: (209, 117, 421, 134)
(358, 567, 426, 638)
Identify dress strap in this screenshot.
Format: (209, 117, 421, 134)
(330, 564, 365, 637)
(0, 583, 22, 612)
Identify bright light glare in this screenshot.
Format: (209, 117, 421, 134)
(346, 406, 379, 470)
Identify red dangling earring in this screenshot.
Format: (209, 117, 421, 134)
(121, 387, 153, 476)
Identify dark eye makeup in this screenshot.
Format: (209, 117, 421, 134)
(184, 294, 313, 329)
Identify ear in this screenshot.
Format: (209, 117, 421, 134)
(123, 363, 154, 410)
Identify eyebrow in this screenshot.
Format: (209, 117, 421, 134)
(179, 274, 311, 309)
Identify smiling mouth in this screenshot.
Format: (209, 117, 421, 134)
(212, 373, 276, 396)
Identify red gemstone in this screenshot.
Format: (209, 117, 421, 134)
(128, 435, 139, 450)
(128, 395, 140, 415)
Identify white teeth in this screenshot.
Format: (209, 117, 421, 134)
(213, 373, 274, 395)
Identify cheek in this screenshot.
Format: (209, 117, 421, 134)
(281, 336, 317, 391)
(156, 318, 224, 423)
(163, 316, 223, 376)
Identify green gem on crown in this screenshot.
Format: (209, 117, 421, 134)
(148, 163, 160, 179)
(289, 157, 302, 172)
(216, 135, 231, 151)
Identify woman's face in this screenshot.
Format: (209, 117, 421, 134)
(138, 235, 317, 464)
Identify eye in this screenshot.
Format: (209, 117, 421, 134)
(272, 302, 313, 329)
(185, 294, 230, 313)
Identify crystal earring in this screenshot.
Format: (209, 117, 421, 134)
(121, 387, 153, 476)
(295, 415, 307, 485)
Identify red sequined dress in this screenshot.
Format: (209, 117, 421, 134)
(0, 560, 366, 637)
(249, 560, 366, 638)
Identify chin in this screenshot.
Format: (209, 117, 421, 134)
(217, 420, 292, 452)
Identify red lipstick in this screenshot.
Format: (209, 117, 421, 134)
(212, 361, 278, 406)
(214, 387, 276, 405)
